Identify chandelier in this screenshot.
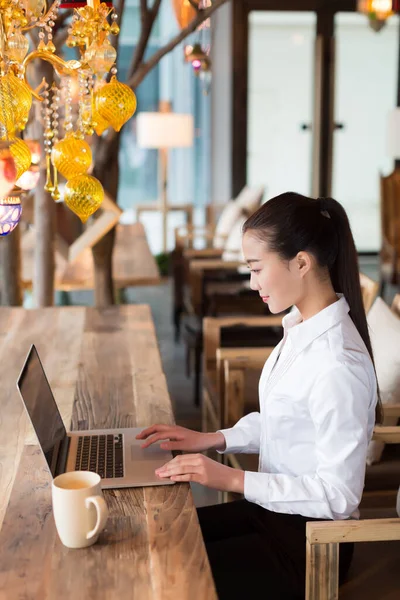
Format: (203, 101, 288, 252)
(0, 0, 137, 237)
(358, 0, 400, 31)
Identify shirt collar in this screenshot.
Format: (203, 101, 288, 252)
(282, 295, 350, 351)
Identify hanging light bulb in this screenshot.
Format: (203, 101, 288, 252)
(16, 166, 40, 191)
(358, 0, 400, 31)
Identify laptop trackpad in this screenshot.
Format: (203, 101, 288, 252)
(131, 442, 172, 463)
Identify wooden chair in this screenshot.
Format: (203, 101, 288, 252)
(201, 315, 284, 458)
(359, 272, 379, 314)
(180, 258, 272, 406)
(379, 171, 400, 297)
(171, 203, 228, 338)
(361, 293, 400, 515)
(171, 191, 263, 339)
(306, 424, 400, 600)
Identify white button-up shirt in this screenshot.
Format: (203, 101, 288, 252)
(219, 297, 377, 520)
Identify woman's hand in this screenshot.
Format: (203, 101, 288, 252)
(155, 453, 245, 493)
(136, 424, 226, 453)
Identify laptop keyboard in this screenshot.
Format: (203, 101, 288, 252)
(75, 433, 124, 479)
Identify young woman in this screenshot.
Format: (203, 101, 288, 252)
(137, 192, 381, 600)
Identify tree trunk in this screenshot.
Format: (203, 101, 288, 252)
(92, 132, 120, 307)
(0, 226, 23, 306)
(31, 60, 56, 307)
(33, 168, 56, 307)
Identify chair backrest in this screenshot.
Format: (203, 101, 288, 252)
(359, 272, 379, 314)
(392, 294, 400, 318)
(380, 170, 400, 254)
(202, 315, 283, 377)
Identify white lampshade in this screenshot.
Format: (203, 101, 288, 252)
(136, 112, 194, 149)
(386, 108, 400, 159)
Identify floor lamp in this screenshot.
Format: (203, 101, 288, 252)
(136, 111, 194, 253)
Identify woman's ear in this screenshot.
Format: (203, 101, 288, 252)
(295, 251, 312, 278)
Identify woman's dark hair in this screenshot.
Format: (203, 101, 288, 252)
(243, 191, 382, 423)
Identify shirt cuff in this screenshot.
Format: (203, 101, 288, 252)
(244, 470, 268, 506)
(216, 427, 248, 454)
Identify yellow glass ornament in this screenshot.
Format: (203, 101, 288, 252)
(92, 93, 110, 135)
(0, 83, 16, 135)
(64, 174, 104, 223)
(51, 135, 92, 180)
(92, 110, 109, 136)
(110, 23, 120, 35)
(94, 76, 137, 132)
(84, 40, 117, 77)
(1, 72, 32, 131)
(24, 0, 46, 18)
(9, 137, 32, 179)
(7, 31, 29, 62)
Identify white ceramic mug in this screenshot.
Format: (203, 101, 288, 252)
(52, 471, 108, 549)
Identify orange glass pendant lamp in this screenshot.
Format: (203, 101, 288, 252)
(358, 0, 400, 30)
(172, 0, 198, 28)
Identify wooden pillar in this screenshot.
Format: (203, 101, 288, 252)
(33, 166, 56, 307)
(159, 100, 171, 254)
(211, 2, 233, 204)
(231, 0, 249, 197)
(395, 18, 400, 170)
(312, 11, 335, 198)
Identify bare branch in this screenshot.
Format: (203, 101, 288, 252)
(127, 0, 161, 80)
(53, 8, 73, 33)
(150, 0, 162, 17)
(94, 0, 229, 170)
(53, 26, 70, 49)
(128, 0, 228, 89)
(140, 0, 148, 17)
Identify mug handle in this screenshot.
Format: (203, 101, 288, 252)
(85, 495, 108, 540)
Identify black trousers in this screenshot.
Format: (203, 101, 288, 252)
(197, 500, 354, 600)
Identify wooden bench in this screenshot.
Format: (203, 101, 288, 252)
(21, 222, 161, 292)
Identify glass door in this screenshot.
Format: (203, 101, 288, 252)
(247, 12, 317, 201)
(332, 13, 399, 252)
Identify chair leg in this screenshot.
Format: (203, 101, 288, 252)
(194, 344, 202, 407)
(379, 279, 386, 302)
(173, 306, 182, 342)
(185, 346, 191, 378)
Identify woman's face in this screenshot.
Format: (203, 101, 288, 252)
(242, 231, 303, 314)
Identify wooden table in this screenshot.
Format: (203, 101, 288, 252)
(0, 306, 216, 599)
(21, 222, 161, 292)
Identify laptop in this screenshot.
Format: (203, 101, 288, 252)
(16, 344, 176, 489)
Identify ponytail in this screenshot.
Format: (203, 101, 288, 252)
(243, 192, 382, 424)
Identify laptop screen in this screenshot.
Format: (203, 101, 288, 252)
(17, 345, 67, 477)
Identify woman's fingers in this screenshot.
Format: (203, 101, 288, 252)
(159, 441, 186, 451)
(140, 431, 183, 449)
(136, 424, 170, 440)
(156, 463, 201, 478)
(156, 454, 202, 476)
